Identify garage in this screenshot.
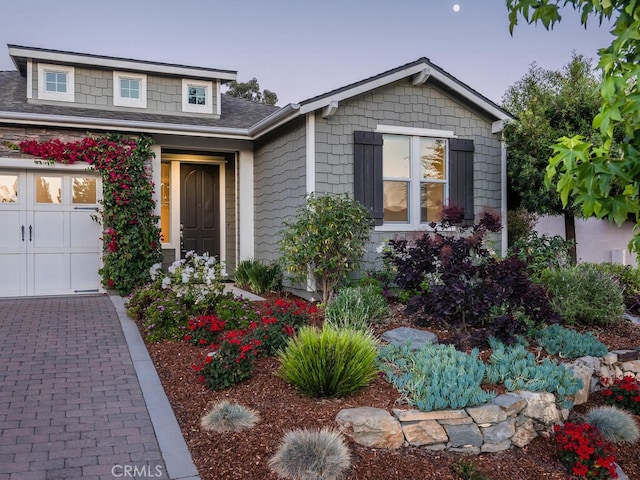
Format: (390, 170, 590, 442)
(0, 169, 102, 296)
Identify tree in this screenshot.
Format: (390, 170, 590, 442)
(506, 1, 640, 252)
(502, 54, 602, 261)
(280, 193, 373, 303)
(225, 77, 278, 105)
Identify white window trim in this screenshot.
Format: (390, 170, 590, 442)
(375, 133, 450, 232)
(181, 79, 213, 114)
(113, 71, 147, 108)
(37, 63, 74, 102)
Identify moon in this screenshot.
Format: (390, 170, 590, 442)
(453, 4, 460, 12)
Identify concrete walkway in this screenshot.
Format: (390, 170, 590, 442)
(0, 295, 199, 480)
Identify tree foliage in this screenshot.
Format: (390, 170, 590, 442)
(225, 77, 278, 105)
(506, 0, 640, 251)
(280, 193, 373, 303)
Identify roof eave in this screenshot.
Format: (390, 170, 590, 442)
(248, 103, 301, 138)
(0, 111, 252, 139)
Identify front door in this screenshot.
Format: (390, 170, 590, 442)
(0, 170, 102, 296)
(180, 164, 219, 259)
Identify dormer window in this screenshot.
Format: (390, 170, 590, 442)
(113, 71, 147, 108)
(182, 79, 213, 114)
(37, 63, 74, 102)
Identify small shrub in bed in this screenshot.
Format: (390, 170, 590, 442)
(142, 290, 190, 341)
(534, 324, 608, 358)
(587, 262, 640, 312)
(539, 264, 625, 326)
(601, 375, 640, 415)
(584, 406, 639, 444)
(324, 285, 389, 332)
(554, 422, 617, 479)
(507, 231, 573, 279)
(200, 401, 260, 433)
(377, 343, 494, 411)
(213, 292, 259, 330)
(269, 428, 351, 480)
(383, 209, 557, 344)
(277, 325, 378, 398)
(234, 258, 282, 294)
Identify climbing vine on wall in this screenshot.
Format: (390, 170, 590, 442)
(16, 134, 162, 295)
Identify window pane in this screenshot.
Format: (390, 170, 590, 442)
(188, 86, 206, 105)
(0, 175, 18, 203)
(383, 135, 410, 178)
(45, 71, 67, 92)
(35, 176, 62, 204)
(383, 180, 409, 222)
(420, 138, 446, 180)
(72, 177, 97, 204)
(121, 78, 140, 99)
(421, 183, 445, 223)
(160, 163, 170, 243)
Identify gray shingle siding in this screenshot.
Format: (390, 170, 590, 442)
(225, 159, 237, 273)
(253, 117, 307, 263)
(313, 78, 503, 267)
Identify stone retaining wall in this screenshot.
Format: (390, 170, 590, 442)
(336, 348, 640, 453)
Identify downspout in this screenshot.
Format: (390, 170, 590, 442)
(501, 132, 508, 256)
(305, 112, 317, 293)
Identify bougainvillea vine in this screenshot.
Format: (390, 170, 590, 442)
(17, 134, 162, 294)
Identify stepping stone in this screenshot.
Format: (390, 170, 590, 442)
(381, 327, 437, 350)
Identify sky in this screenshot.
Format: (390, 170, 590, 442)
(0, 0, 614, 107)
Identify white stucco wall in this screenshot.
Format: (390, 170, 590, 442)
(535, 215, 637, 266)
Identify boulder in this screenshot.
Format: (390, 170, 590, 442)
(443, 423, 483, 448)
(481, 418, 515, 443)
(517, 391, 562, 426)
(381, 327, 437, 350)
(336, 407, 404, 449)
(568, 364, 592, 405)
(620, 360, 640, 374)
(466, 404, 507, 424)
(511, 417, 538, 448)
(491, 393, 527, 416)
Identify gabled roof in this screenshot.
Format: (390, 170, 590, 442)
(8, 44, 237, 81)
(0, 71, 278, 139)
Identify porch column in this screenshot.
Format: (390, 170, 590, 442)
(238, 148, 254, 261)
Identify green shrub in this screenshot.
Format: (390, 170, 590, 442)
(277, 325, 378, 398)
(586, 262, 640, 309)
(269, 428, 351, 480)
(200, 401, 260, 433)
(453, 459, 493, 480)
(325, 285, 389, 331)
(280, 193, 373, 303)
(534, 324, 608, 358)
(539, 264, 625, 326)
(584, 406, 640, 444)
(507, 207, 539, 246)
(213, 292, 260, 330)
(194, 335, 261, 391)
(508, 231, 573, 278)
(377, 343, 495, 411)
(485, 339, 582, 408)
(234, 259, 282, 294)
(141, 290, 191, 341)
(126, 280, 164, 321)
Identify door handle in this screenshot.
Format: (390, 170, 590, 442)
(29, 225, 32, 242)
(21, 225, 25, 241)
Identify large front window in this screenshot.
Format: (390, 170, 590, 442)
(383, 134, 447, 225)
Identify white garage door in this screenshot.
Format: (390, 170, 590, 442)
(0, 170, 102, 297)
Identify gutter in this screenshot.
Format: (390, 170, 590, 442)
(248, 103, 301, 138)
(0, 111, 252, 140)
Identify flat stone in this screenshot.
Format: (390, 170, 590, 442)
(623, 312, 640, 325)
(491, 393, 527, 416)
(437, 417, 473, 425)
(481, 418, 515, 443)
(423, 443, 447, 451)
(603, 352, 618, 366)
(381, 327, 437, 350)
(517, 391, 562, 426)
(336, 407, 404, 449)
(511, 417, 538, 448)
(393, 408, 468, 422)
(466, 404, 507, 424)
(620, 360, 640, 373)
(444, 423, 483, 448)
(401, 420, 448, 446)
(612, 350, 639, 362)
(614, 463, 630, 480)
(481, 440, 512, 453)
(448, 446, 481, 455)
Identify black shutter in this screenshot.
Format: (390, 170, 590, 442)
(353, 131, 384, 226)
(449, 138, 474, 225)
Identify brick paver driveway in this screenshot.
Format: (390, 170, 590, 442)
(0, 295, 168, 480)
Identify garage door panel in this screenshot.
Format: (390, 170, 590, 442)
(33, 252, 70, 294)
(0, 254, 25, 296)
(70, 253, 101, 292)
(0, 211, 25, 251)
(70, 211, 100, 249)
(33, 211, 66, 249)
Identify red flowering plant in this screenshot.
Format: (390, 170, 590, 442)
(16, 134, 161, 294)
(192, 328, 261, 391)
(183, 315, 227, 347)
(601, 375, 640, 414)
(554, 422, 618, 479)
(248, 298, 317, 357)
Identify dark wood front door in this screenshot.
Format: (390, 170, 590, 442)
(180, 164, 219, 259)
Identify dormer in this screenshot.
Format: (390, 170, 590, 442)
(8, 44, 237, 118)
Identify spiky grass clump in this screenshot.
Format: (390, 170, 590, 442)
(269, 428, 351, 480)
(277, 325, 379, 398)
(585, 406, 640, 444)
(325, 285, 389, 332)
(200, 401, 260, 433)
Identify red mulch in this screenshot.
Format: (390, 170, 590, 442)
(142, 292, 640, 480)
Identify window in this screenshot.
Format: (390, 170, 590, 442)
(181, 79, 213, 113)
(113, 71, 147, 108)
(382, 134, 447, 225)
(37, 63, 74, 102)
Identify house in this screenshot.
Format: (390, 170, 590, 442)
(0, 44, 513, 297)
